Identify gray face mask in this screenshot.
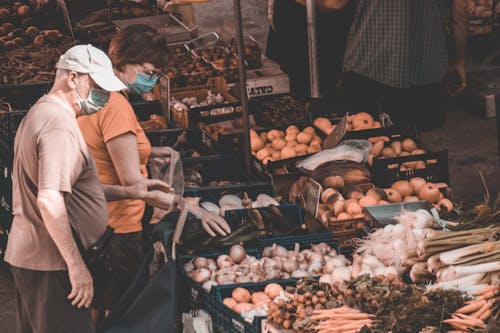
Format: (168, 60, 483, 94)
(75, 77, 110, 115)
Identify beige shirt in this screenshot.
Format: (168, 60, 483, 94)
(5, 94, 108, 271)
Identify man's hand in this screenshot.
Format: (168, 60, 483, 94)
(126, 179, 173, 199)
(446, 62, 466, 96)
(186, 204, 231, 237)
(141, 191, 184, 212)
(67, 263, 94, 308)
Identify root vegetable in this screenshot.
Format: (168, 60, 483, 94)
(223, 297, 238, 310)
(233, 303, 254, 314)
(232, 287, 251, 303)
(193, 257, 209, 269)
(229, 244, 246, 264)
(217, 255, 234, 269)
(193, 268, 212, 284)
(264, 283, 284, 299)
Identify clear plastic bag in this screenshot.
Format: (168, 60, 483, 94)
(297, 139, 372, 172)
(148, 147, 184, 224)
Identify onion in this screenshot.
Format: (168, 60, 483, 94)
(184, 261, 194, 273)
(391, 224, 406, 238)
(249, 261, 261, 273)
(246, 255, 258, 263)
(264, 283, 284, 299)
(323, 259, 336, 274)
(262, 258, 280, 271)
(265, 269, 281, 280)
(271, 244, 288, 258)
(232, 287, 252, 303)
(262, 247, 273, 257)
(202, 280, 218, 292)
(319, 274, 332, 284)
(235, 275, 251, 284)
(331, 266, 352, 283)
(193, 257, 209, 269)
(298, 261, 308, 271)
(229, 244, 246, 264)
(328, 249, 338, 257)
(193, 268, 212, 284)
(282, 260, 298, 273)
(307, 259, 323, 276)
(217, 255, 234, 269)
(281, 272, 291, 279)
(310, 242, 330, 255)
(207, 259, 217, 271)
(291, 270, 309, 279)
(336, 255, 351, 265)
(362, 254, 385, 269)
(216, 270, 236, 285)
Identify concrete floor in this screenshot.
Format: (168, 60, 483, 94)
(1, 1, 499, 332)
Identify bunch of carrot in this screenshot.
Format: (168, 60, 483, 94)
(311, 306, 376, 333)
(443, 285, 499, 332)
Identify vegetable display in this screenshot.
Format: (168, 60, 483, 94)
(313, 113, 382, 135)
(250, 126, 323, 165)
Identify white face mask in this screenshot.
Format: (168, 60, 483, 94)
(74, 77, 110, 115)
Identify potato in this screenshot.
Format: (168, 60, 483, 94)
(271, 150, 281, 160)
(256, 148, 271, 160)
(313, 117, 333, 134)
(296, 132, 312, 145)
(281, 146, 297, 159)
(266, 129, 280, 142)
(286, 125, 300, 134)
(284, 133, 296, 142)
(302, 126, 316, 135)
(251, 136, 264, 152)
(307, 144, 321, 154)
(271, 138, 286, 150)
(286, 140, 297, 148)
(295, 144, 309, 156)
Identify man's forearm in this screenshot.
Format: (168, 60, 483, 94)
(449, 0, 469, 65)
(37, 189, 85, 268)
(101, 184, 139, 201)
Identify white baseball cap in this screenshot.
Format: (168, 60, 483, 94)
(56, 44, 126, 92)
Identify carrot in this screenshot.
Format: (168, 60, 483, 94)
(331, 320, 373, 331)
(479, 309, 492, 321)
(453, 313, 486, 327)
(478, 290, 498, 300)
(311, 313, 374, 321)
(472, 300, 493, 318)
(313, 307, 360, 314)
(472, 285, 499, 297)
(456, 299, 486, 313)
(442, 319, 471, 331)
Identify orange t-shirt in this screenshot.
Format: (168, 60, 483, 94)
(78, 92, 151, 234)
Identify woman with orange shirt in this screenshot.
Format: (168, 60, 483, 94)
(78, 24, 230, 315)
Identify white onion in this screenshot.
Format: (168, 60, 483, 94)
(323, 260, 337, 274)
(184, 261, 194, 273)
(262, 247, 273, 257)
(331, 257, 347, 267)
(310, 242, 330, 255)
(331, 266, 351, 283)
(307, 259, 323, 276)
(359, 264, 374, 277)
(229, 244, 246, 264)
(319, 274, 332, 284)
(281, 272, 291, 279)
(414, 209, 435, 229)
(271, 244, 288, 258)
(193, 257, 209, 269)
(235, 275, 251, 284)
(328, 249, 338, 257)
(217, 255, 234, 269)
(391, 224, 406, 238)
(266, 269, 281, 280)
(291, 270, 309, 279)
(202, 280, 218, 292)
(193, 268, 212, 284)
(207, 259, 217, 271)
(283, 260, 298, 273)
(362, 254, 385, 269)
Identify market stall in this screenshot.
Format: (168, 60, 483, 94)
(0, 1, 499, 333)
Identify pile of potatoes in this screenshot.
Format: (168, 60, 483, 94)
(317, 177, 454, 225)
(251, 125, 323, 165)
(313, 112, 382, 135)
(0, 1, 66, 51)
(468, 0, 493, 18)
(367, 137, 434, 171)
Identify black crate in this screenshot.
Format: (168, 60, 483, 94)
(0, 82, 52, 110)
(185, 182, 275, 202)
(183, 157, 270, 196)
(371, 150, 449, 188)
(215, 280, 297, 333)
(178, 249, 261, 328)
(249, 94, 309, 128)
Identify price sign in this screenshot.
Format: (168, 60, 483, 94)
(305, 178, 322, 219)
(323, 113, 348, 149)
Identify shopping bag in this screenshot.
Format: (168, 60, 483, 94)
(98, 210, 188, 333)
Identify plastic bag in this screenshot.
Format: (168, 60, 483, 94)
(148, 147, 184, 224)
(296, 139, 372, 171)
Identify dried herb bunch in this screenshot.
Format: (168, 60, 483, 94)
(268, 275, 471, 333)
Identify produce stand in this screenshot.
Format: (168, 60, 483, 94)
(1, 2, 499, 333)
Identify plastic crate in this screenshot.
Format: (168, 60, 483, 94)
(0, 82, 52, 110)
(183, 158, 271, 197)
(178, 249, 261, 328)
(371, 150, 449, 188)
(215, 280, 296, 333)
(249, 94, 309, 128)
(158, 77, 240, 128)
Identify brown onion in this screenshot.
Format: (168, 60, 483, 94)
(217, 255, 233, 269)
(193, 257, 209, 269)
(235, 275, 251, 283)
(193, 268, 211, 284)
(229, 244, 246, 264)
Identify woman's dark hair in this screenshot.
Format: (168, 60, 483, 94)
(108, 24, 169, 70)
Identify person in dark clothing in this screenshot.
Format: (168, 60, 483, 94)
(336, 0, 469, 131)
(266, 0, 355, 101)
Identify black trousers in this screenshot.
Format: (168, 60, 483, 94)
(338, 72, 446, 132)
(266, 0, 355, 101)
(11, 266, 94, 333)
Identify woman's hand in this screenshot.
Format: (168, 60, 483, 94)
(186, 203, 232, 237)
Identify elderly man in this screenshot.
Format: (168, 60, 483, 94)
(5, 45, 128, 333)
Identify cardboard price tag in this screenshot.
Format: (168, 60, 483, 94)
(323, 113, 348, 149)
(305, 178, 322, 219)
